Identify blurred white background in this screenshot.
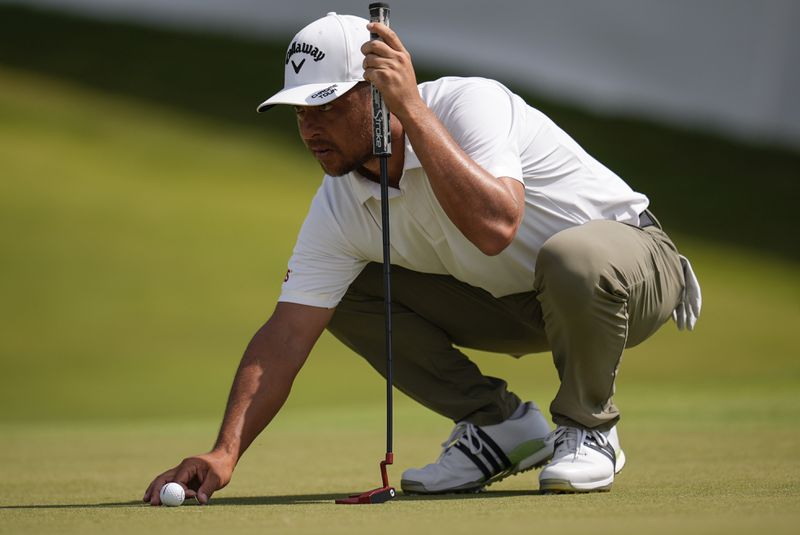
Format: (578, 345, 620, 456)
(7, 0, 799, 147)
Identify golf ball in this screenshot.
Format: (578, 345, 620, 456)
(159, 482, 185, 507)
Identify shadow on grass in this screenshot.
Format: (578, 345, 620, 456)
(1, 4, 798, 260)
(211, 490, 550, 504)
(0, 490, 551, 509)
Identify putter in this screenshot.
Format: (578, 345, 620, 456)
(336, 2, 396, 505)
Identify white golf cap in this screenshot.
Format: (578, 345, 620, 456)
(257, 12, 368, 112)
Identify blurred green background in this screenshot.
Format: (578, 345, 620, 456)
(0, 4, 798, 534)
(1, 3, 798, 420)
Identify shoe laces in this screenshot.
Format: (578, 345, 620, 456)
(438, 422, 483, 460)
(549, 426, 608, 460)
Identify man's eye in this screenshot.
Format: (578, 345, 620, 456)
(293, 104, 332, 117)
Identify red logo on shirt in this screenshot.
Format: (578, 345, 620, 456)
(283, 269, 292, 283)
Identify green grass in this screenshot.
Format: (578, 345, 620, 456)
(0, 10, 799, 534)
(1, 407, 798, 535)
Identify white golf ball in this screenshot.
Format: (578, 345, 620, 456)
(159, 482, 185, 507)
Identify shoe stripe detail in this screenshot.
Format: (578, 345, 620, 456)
(479, 446, 502, 473)
(474, 427, 512, 469)
(453, 443, 492, 480)
(583, 441, 616, 465)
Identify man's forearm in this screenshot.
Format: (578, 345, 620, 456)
(211, 348, 297, 462)
(209, 303, 334, 465)
(398, 102, 524, 255)
(362, 23, 524, 256)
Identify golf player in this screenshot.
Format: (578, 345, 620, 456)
(144, 12, 701, 504)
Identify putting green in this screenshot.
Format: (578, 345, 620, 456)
(0, 63, 798, 535)
(1, 403, 799, 535)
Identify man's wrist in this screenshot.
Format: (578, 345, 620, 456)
(210, 442, 241, 467)
(392, 95, 429, 126)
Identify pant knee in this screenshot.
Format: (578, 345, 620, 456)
(536, 224, 630, 308)
(538, 229, 599, 293)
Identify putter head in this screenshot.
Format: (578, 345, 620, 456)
(335, 486, 396, 505)
(336, 452, 395, 504)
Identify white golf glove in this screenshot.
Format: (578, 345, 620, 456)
(672, 254, 702, 331)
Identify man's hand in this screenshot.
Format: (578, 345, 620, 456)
(143, 451, 235, 505)
(361, 22, 423, 120)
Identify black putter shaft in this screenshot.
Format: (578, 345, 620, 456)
(333, 2, 396, 505)
(380, 156, 393, 457)
(369, 1, 394, 466)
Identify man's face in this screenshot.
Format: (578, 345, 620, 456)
(295, 83, 372, 177)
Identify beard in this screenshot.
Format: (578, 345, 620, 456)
(318, 124, 373, 178)
(319, 149, 371, 177)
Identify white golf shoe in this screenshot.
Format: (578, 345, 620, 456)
(538, 425, 626, 493)
(401, 402, 553, 494)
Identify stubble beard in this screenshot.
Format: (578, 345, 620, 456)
(321, 109, 374, 178)
(320, 147, 372, 177)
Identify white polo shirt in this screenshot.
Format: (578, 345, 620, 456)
(279, 77, 649, 308)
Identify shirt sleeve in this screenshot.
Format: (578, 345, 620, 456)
(279, 183, 367, 309)
(431, 78, 524, 183)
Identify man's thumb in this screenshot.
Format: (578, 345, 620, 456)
(196, 475, 219, 505)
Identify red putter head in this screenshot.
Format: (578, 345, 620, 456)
(335, 452, 395, 505)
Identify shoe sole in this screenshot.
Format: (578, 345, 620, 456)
(401, 440, 554, 495)
(539, 476, 613, 493)
(538, 448, 625, 494)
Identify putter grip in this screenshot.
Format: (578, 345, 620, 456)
(369, 3, 391, 156)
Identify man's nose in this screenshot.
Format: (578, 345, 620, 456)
(298, 112, 322, 139)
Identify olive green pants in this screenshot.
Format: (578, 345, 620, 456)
(327, 221, 684, 430)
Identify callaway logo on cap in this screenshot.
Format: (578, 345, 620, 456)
(257, 12, 369, 111)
